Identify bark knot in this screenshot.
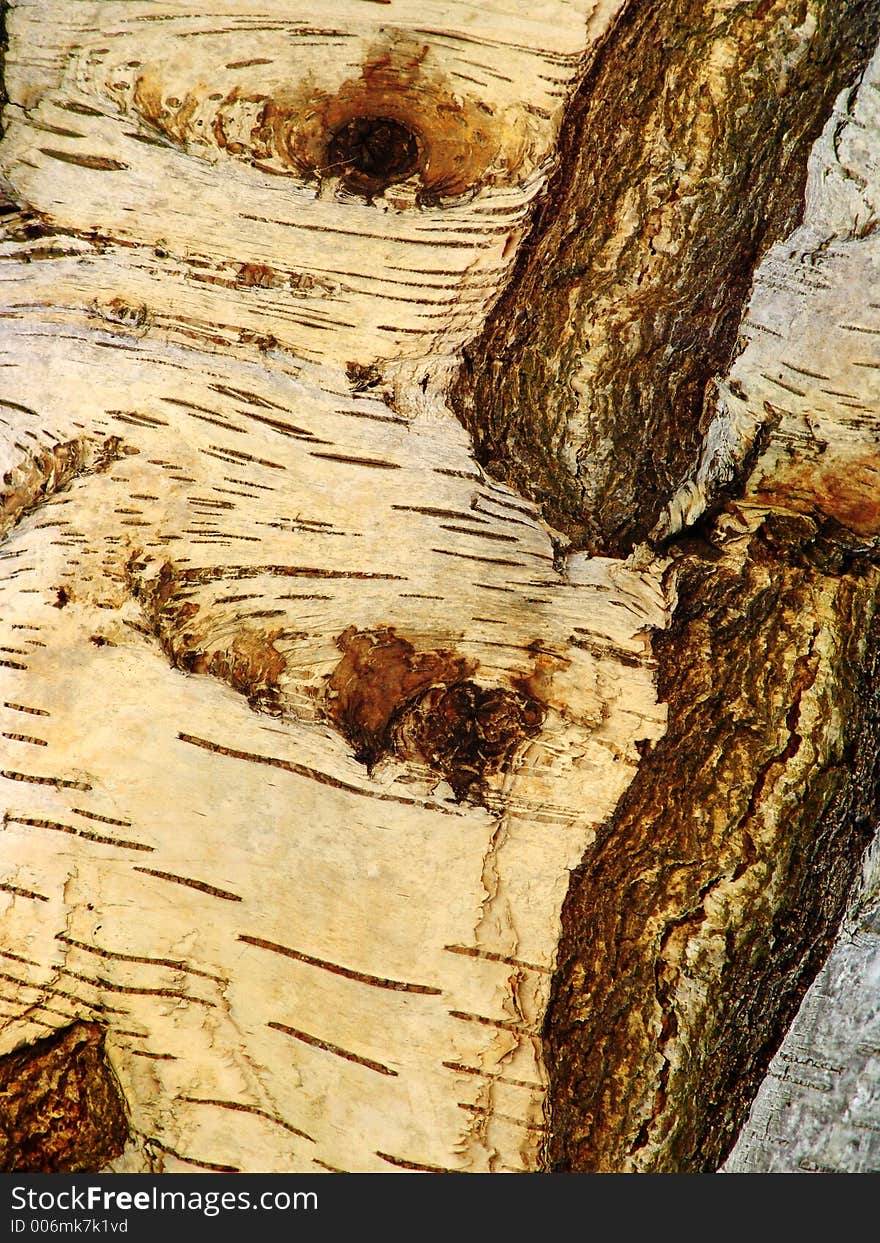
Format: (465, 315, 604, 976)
(125, 556, 287, 714)
(324, 626, 544, 802)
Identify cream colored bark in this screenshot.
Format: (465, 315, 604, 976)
(0, 0, 878, 1174)
(0, 0, 662, 1174)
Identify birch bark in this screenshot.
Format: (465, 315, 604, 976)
(0, 0, 878, 1174)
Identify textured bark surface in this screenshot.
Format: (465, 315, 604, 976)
(0, 0, 878, 1175)
(0, 1021, 129, 1171)
(724, 849, 880, 1173)
(0, 0, 664, 1175)
(453, 0, 880, 555)
(546, 514, 880, 1171)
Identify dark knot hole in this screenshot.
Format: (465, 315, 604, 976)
(326, 116, 420, 194)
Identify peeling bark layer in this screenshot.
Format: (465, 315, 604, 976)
(546, 514, 880, 1171)
(454, 0, 880, 555)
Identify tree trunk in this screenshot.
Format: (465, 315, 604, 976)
(1, 0, 879, 1174)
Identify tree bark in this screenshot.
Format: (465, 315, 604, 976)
(454, 0, 880, 557)
(724, 843, 880, 1173)
(1, 0, 879, 1174)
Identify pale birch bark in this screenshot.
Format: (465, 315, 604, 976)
(0, 0, 878, 1174)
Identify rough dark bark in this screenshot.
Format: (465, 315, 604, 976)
(545, 514, 880, 1171)
(0, 1021, 130, 1172)
(453, 0, 880, 556)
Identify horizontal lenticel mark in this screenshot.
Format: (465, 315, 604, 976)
(177, 732, 462, 814)
(238, 934, 442, 994)
(441, 1061, 543, 1091)
(123, 131, 168, 148)
(442, 944, 551, 973)
(71, 806, 131, 827)
(208, 384, 291, 412)
(172, 564, 405, 584)
(268, 1020, 397, 1077)
(0, 970, 123, 1012)
(225, 57, 275, 68)
(569, 632, 650, 668)
(57, 101, 103, 117)
(1, 770, 91, 790)
(239, 212, 487, 248)
(162, 405, 247, 434)
(0, 994, 74, 1021)
(57, 967, 216, 1007)
(110, 412, 169, 428)
(132, 866, 242, 902)
(178, 1097, 314, 1142)
(37, 149, 128, 171)
(0, 398, 38, 417)
(205, 445, 285, 469)
(408, 24, 581, 63)
(235, 410, 329, 442)
(0, 881, 48, 901)
(145, 1138, 239, 1174)
(392, 504, 486, 522)
(458, 1101, 546, 1132)
(431, 548, 520, 567)
(309, 452, 401, 469)
(55, 933, 226, 982)
(439, 524, 520, 543)
(375, 1151, 458, 1172)
(4, 814, 152, 851)
(0, 949, 39, 967)
(0, 1012, 55, 1030)
(448, 1009, 538, 1036)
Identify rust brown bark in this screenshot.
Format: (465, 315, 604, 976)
(545, 515, 880, 1171)
(453, 0, 880, 556)
(0, 1022, 130, 1172)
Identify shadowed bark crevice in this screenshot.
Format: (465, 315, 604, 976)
(453, 0, 880, 556)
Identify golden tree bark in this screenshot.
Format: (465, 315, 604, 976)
(1, 0, 879, 1174)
